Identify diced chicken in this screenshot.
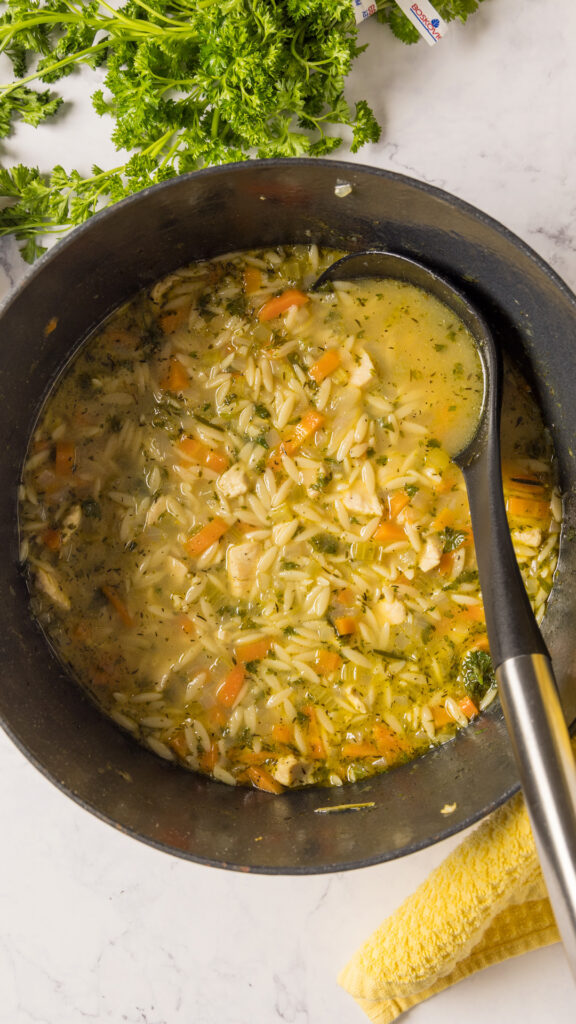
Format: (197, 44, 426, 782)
(60, 504, 82, 545)
(227, 542, 260, 597)
(270, 755, 313, 787)
(217, 464, 249, 499)
(342, 482, 382, 517)
(419, 534, 443, 573)
(375, 597, 406, 625)
(513, 527, 542, 548)
(35, 566, 70, 611)
(349, 350, 374, 388)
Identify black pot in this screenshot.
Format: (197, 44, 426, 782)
(2, 159, 576, 873)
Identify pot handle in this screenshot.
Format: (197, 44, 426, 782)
(497, 653, 576, 979)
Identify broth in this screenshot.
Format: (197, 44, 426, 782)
(19, 246, 559, 791)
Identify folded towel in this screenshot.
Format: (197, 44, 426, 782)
(338, 790, 559, 1023)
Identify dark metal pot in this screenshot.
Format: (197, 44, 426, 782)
(2, 159, 576, 873)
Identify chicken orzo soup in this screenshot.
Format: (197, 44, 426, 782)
(19, 246, 560, 792)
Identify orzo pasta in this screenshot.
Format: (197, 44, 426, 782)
(19, 246, 560, 791)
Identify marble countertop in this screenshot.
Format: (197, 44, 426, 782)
(2, 1, 576, 1020)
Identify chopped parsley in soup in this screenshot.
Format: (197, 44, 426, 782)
(19, 246, 560, 792)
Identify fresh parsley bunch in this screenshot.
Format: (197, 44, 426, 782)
(0, 0, 485, 262)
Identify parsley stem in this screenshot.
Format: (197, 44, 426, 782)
(0, 41, 109, 99)
(127, 0, 200, 29)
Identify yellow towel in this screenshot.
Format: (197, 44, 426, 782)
(338, 790, 560, 1023)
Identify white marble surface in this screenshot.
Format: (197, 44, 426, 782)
(2, 1, 576, 1021)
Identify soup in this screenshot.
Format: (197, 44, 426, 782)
(18, 246, 560, 791)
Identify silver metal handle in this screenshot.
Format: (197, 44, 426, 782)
(497, 653, 576, 977)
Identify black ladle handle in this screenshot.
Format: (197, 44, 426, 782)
(460, 393, 548, 667)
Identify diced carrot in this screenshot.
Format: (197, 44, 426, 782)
(179, 437, 229, 473)
(459, 696, 479, 719)
(338, 588, 356, 608)
(243, 266, 262, 294)
(435, 465, 460, 494)
(200, 741, 219, 772)
(302, 705, 325, 759)
(235, 638, 272, 663)
(388, 492, 410, 519)
(158, 305, 189, 335)
(216, 664, 246, 707)
(169, 730, 190, 759)
(506, 495, 550, 521)
(308, 349, 341, 383)
(373, 520, 407, 545)
(431, 705, 452, 728)
(54, 441, 75, 476)
(502, 461, 545, 495)
(342, 740, 378, 758)
(160, 356, 190, 391)
(184, 516, 229, 557)
(459, 603, 486, 623)
(373, 722, 407, 759)
(272, 722, 294, 745)
(315, 649, 342, 674)
(438, 551, 455, 576)
(247, 765, 285, 794)
(469, 635, 490, 652)
(430, 507, 456, 532)
(267, 449, 286, 473)
(101, 585, 134, 628)
(258, 289, 309, 322)
(334, 616, 357, 637)
(233, 748, 270, 765)
(283, 410, 325, 456)
(41, 527, 62, 551)
(268, 409, 325, 470)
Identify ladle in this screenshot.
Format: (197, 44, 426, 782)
(314, 250, 576, 977)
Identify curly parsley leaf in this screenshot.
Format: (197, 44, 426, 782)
(440, 526, 468, 552)
(460, 648, 496, 703)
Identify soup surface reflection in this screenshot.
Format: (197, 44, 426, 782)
(19, 246, 560, 791)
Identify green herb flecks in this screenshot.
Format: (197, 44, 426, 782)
(311, 533, 339, 554)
